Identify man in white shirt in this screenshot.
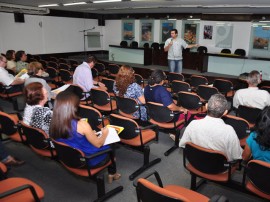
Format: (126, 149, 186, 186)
(0, 55, 24, 93)
(179, 94, 242, 161)
(73, 55, 105, 94)
(233, 70, 270, 110)
(164, 29, 199, 73)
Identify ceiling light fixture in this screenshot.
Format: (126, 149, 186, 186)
(93, 0, 121, 3)
(187, 19, 200, 21)
(63, 2, 87, 6)
(38, 4, 59, 7)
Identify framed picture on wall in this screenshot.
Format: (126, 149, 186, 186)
(140, 20, 154, 42)
(182, 21, 200, 44)
(203, 25, 213, 40)
(253, 26, 270, 50)
(122, 19, 135, 41)
(215, 23, 233, 48)
(160, 20, 175, 42)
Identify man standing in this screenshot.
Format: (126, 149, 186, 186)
(164, 29, 199, 73)
(0, 55, 25, 93)
(73, 55, 105, 94)
(233, 70, 270, 110)
(179, 94, 242, 161)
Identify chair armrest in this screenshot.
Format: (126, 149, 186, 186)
(85, 148, 113, 159)
(140, 124, 158, 130)
(0, 184, 40, 202)
(133, 170, 163, 188)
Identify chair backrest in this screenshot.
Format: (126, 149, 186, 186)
(234, 49, 246, 56)
(101, 78, 115, 94)
(213, 79, 233, 94)
(146, 102, 174, 123)
(53, 140, 86, 169)
(190, 75, 208, 88)
(62, 84, 84, 100)
(69, 59, 78, 68)
(130, 41, 138, 48)
(116, 96, 139, 116)
(135, 74, 145, 87)
(46, 67, 58, 79)
(137, 178, 184, 202)
(59, 69, 72, 83)
(151, 42, 159, 50)
(177, 92, 202, 110)
(197, 46, 208, 54)
(50, 57, 58, 62)
(91, 88, 110, 106)
(159, 43, 165, 50)
(59, 63, 71, 71)
(237, 105, 262, 125)
(78, 105, 103, 131)
(94, 63, 106, 74)
(47, 61, 58, 69)
(197, 85, 219, 101)
(184, 142, 228, 174)
(221, 49, 231, 54)
(91, 67, 98, 79)
(167, 72, 184, 83)
(39, 60, 47, 69)
(246, 160, 270, 195)
(109, 114, 139, 139)
(260, 86, 270, 94)
(222, 115, 250, 140)
(143, 43, 149, 48)
(171, 81, 191, 94)
(0, 111, 18, 136)
(107, 64, 120, 75)
(20, 122, 54, 157)
(59, 58, 67, 64)
(120, 40, 128, 47)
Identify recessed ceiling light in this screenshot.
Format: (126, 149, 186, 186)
(63, 2, 87, 6)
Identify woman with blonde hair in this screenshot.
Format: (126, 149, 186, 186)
(28, 62, 49, 78)
(113, 65, 147, 121)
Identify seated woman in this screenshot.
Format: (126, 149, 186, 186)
(6, 50, 16, 73)
(28, 62, 49, 78)
(113, 65, 147, 121)
(15, 50, 29, 73)
(242, 107, 270, 163)
(23, 82, 53, 134)
(144, 70, 188, 131)
(25, 62, 52, 101)
(49, 91, 121, 183)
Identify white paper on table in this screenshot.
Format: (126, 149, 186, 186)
(103, 127, 120, 145)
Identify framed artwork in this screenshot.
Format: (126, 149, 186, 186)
(140, 20, 154, 42)
(182, 21, 200, 44)
(215, 23, 233, 48)
(203, 25, 213, 40)
(160, 20, 175, 42)
(122, 20, 135, 41)
(253, 26, 270, 50)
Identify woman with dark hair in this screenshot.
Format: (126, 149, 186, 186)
(15, 50, 29, 73)
(243, 107, 270, 162)
(6, 50, 16, 73)
(144, 70, 188, 137)
(23, 82, 52, 134)
(50, 91, 121, 183)
(113, 65, 147, 121)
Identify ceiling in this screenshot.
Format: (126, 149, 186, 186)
(1, 0, 270, 15)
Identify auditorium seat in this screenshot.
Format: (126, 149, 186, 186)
(130, 41, 138, 48)
(120, 40, 128, 47)
(234, 49, 246, 56)
(220, 49, 231, 54)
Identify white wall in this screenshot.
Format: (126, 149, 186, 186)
(0, 12, 253, 56)
(0, 12, 101, 54)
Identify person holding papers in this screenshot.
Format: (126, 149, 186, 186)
(50, 91, 121, 183)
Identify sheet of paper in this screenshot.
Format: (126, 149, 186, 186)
(103, 127, 121, 145)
